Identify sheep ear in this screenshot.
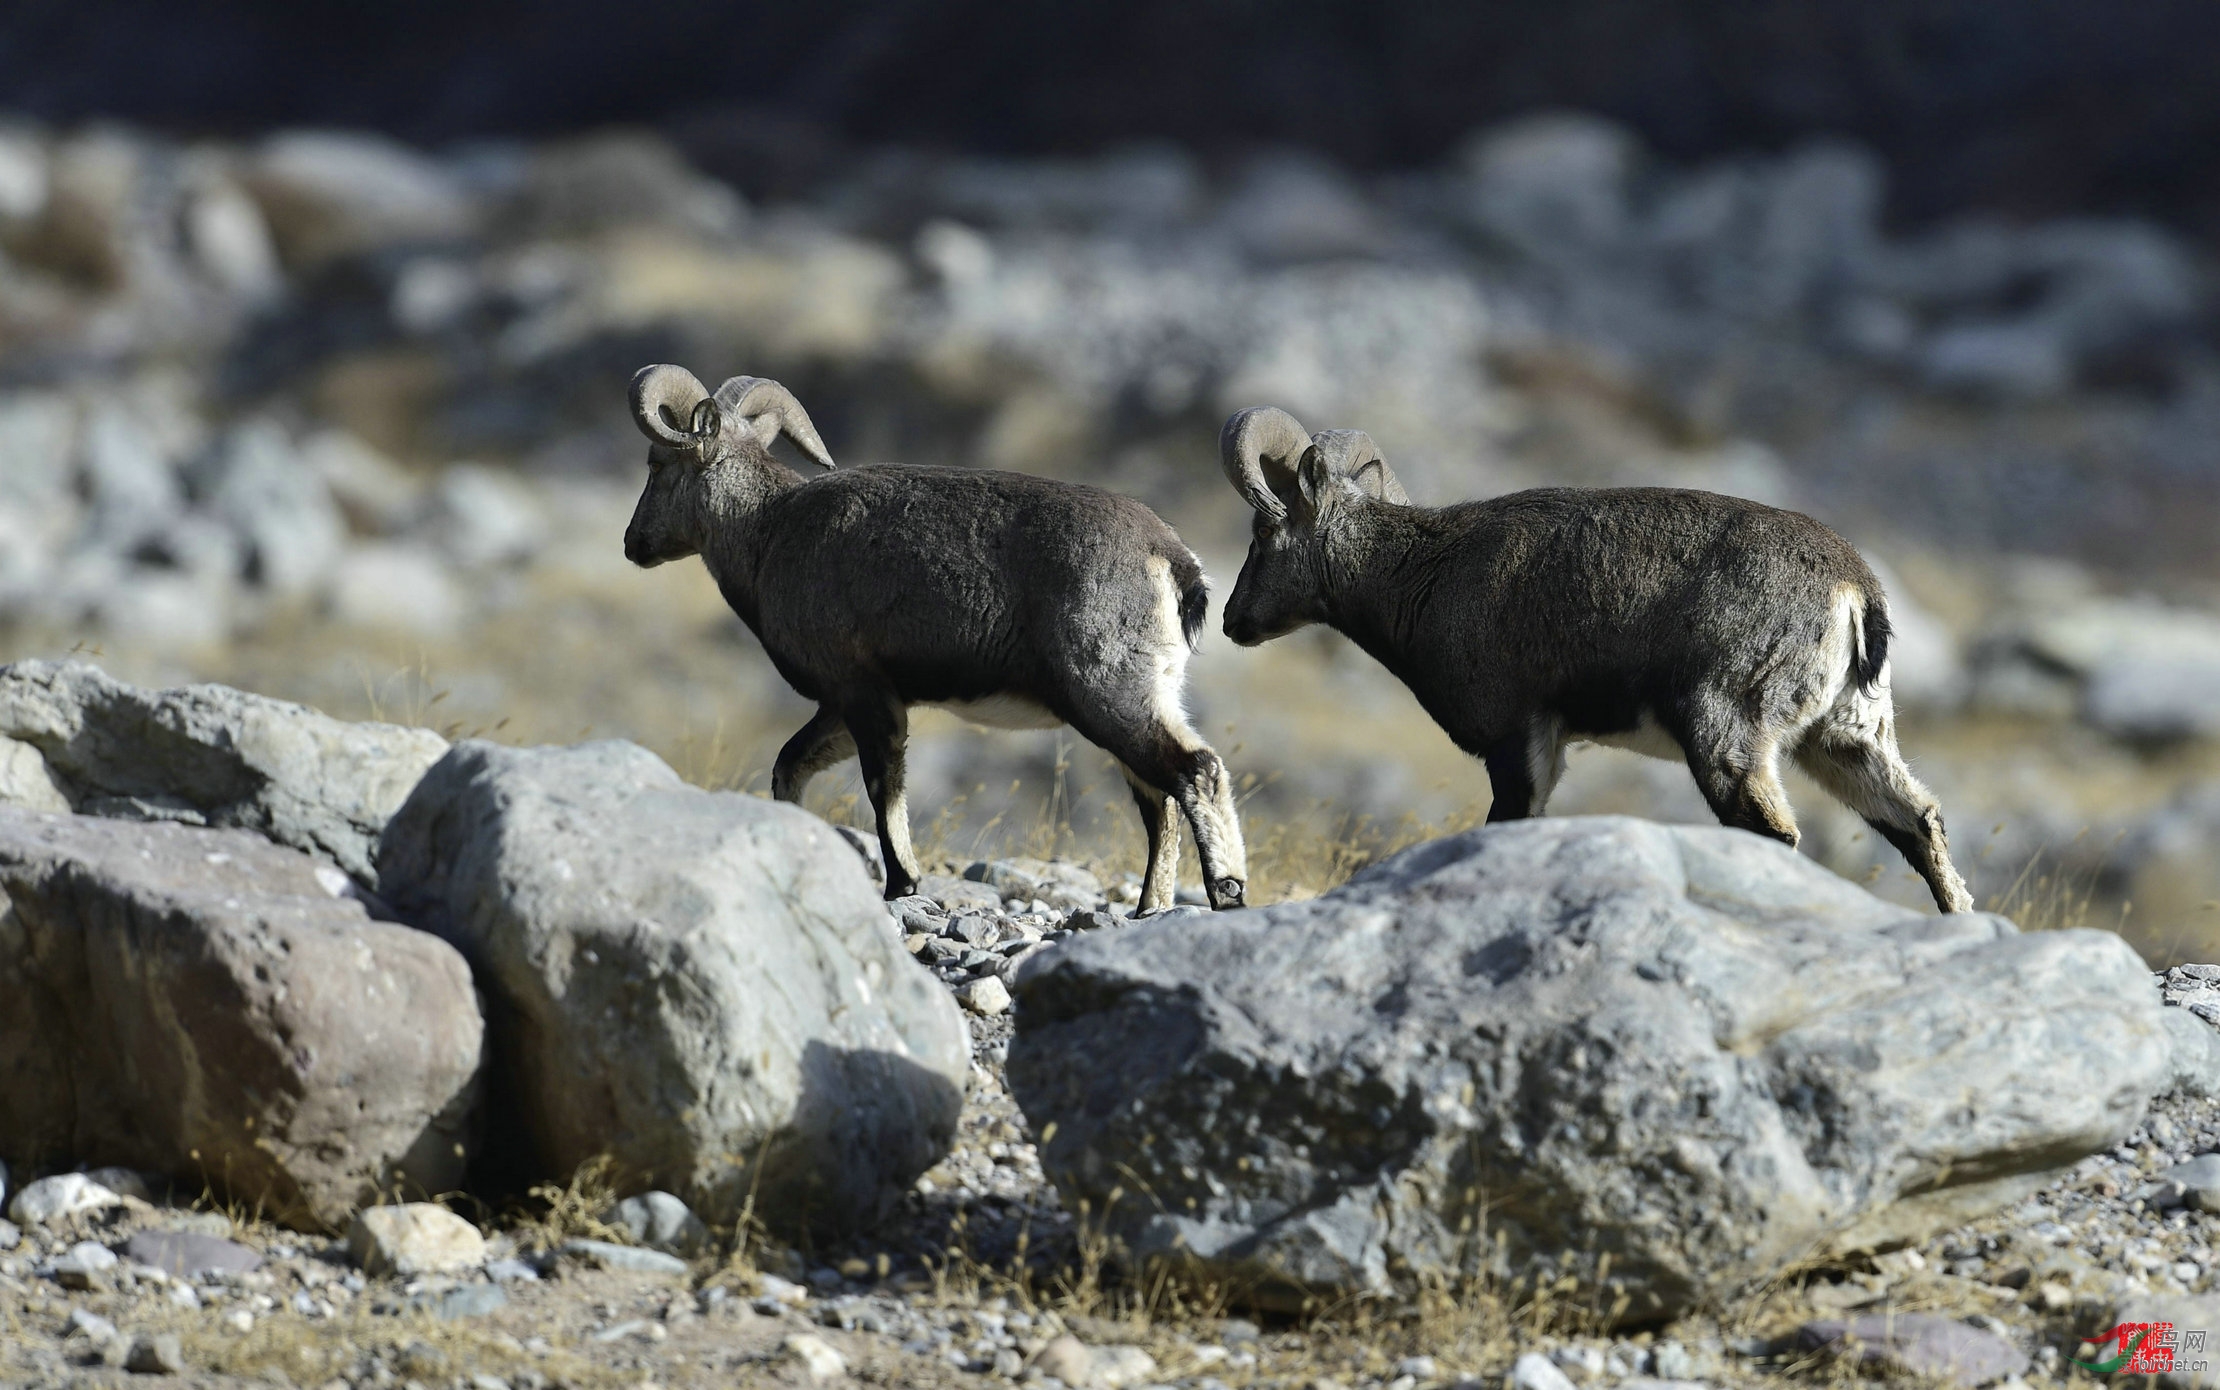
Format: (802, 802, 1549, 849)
(1294, 445, 1334, 520)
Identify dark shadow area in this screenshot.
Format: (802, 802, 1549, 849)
(5, 1, 2220, 234)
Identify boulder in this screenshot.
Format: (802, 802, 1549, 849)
(508, 132, 746, 241)
(1008, 816, 2168, 1322)
(245, 131, 476, 269)
(1999, 596, 2220, 742)
(377, 740, 970, 1237)
(323, 541, 464, 638)
(1460, 112, 1637, 255)
(2108, 792, 2220, 966)
(185, 418, 347, 597)
(0, 661, 447, 883)
(0, 809, 484, 1230)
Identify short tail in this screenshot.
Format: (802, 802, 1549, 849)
(1170, 550, 1209, 649)
(1852, 590, 1892, 693)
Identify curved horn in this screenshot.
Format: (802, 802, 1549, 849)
(629, 364, 713, 449)
(1310, 429, 1410, 505)
(1219, 406, 1312, 520)
(713, 376, 836, 470)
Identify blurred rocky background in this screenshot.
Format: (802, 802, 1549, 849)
(5, 1, 2220, 960)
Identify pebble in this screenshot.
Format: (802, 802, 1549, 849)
(757, 1271, 811, 1306)
(81, 1167, 155, 1202)
(0, 1219, 15, 1251)
(946, 914, 999, 947)
(958, 975, 1012, 1015)
(7, 1174, 123, 1226)
(407, 1282, 509, 1319)
(123, 1229, 261, 1276)
(560, 1237, 688, 1275)
(1093, 1345, 1158, 1387)
(2150, 1153, 2220, 1212)
(782, 1332, 848, 1383)
(348, 1203, 486, 1276)
(1551, 1345, 1605, 1378)
(125, 1332, 184, 1375)
(66, 1308, 119, 1344)
(54, 1240, 120, 1289)
(891, 895, 949, 933)
(1034, 1334, 1097, 1386)
(604, 1190, 709, 1256)
(484, 1257, 541, 1282)
(1649, 1342, 1697, 1380)
(919, 875, 1001, 914)
(1511, 1352, 1579, 1390)
(1799, 1313, 2031, 1386)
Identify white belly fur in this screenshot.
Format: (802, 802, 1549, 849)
(926, 694, 1064, 731)
(1575, 711, 1685, 762)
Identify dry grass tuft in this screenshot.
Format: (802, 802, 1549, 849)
(511, 1154, 630, 1251)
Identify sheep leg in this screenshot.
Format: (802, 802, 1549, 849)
(844, 698, 920, 900)
(771, 704, 856, 804)
(1678, 713, 1802, 847)
(1794, 715, 1975, 914)
(1481, 737, 1537, 822)
(1118, 764, 1181, 915)
(1075, 712, 1246, 910)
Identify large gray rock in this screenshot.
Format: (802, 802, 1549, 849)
(377, 739, 969, 1237)
(1008, 816, 2168, 1322)
(185, 418, 347, 597)
(0, 660, 447, 882)
(245, 131, 476, 269)
(0, 808, 484, 1230)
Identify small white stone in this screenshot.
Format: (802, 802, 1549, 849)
(758, 1272, 810, 1304)
(1092, 1345, 1158, 1388)
(1511, 1352, 1578, 1390)
(959, 976, 1012, 1016)
(1551, 1345, 1605, 1379)
(347, 1203, 485, 1276)
(7, 1174, 123, 1226)
(782, 1332, 847, 1383)
(66, 1308, 118, 1344)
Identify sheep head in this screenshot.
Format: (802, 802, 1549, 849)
(1221, 409, 1408, 646)
(624, 365, 835, 567)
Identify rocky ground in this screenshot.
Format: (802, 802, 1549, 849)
(4, 847, 2219, 1390)
(10, 103, 2220, 1389)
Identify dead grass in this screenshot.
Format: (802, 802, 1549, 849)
(510, 1154, 632, 1251)
(175, 1306, 623, 1390)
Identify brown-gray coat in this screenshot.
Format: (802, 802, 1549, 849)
(623, 365, 1248, 911)
(1217, 405, 1972, 912)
